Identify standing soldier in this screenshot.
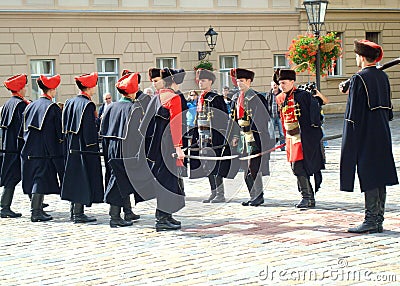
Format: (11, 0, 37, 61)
(101, 72, 144, 228)
(340, 40, 398, 233)
(274, 69, 326, 208)
(139, 68, 185, 231)
(61, 72, 104, 223)
(21, 74, 64, 222)
(0, 74, 29, 218)
(192, 69, 230, 203)
(230, 68, 274, 207)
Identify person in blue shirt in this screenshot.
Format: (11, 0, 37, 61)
(186, 90, 198, 131)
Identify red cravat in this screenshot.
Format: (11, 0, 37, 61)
(197, 91, 207, 112)
(237, 91, 245, 119)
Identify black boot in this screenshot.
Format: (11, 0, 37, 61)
(377, 187, 386, 233)
(242, 173, 254, 206)
(204, 175, 217, 203)
(70, 202, 74, 221)
(211, 175, 225, 203)
(203, 191, 216, 203)
(155, 209, 181, 231)
(309, 189, 316, 207)
(348, 189, 379, 234)
(31, 194, 52, 222)
(1, 186, 22, 218)
(123, 197, 140, 221)
(109, 205, 133, 228)
(295, 176, 313, 208)
(73, 203, 97, 223)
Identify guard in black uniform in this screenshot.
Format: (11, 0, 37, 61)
(21, 74, 64, 222)
(191, 69, 230, 203)
(61, 72, 104, 223)
(100, 72, 145, 228)
(229, 68, 274, 206)
(0, 74, 29, 218)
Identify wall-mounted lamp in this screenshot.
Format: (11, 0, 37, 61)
(198, 26, 218, 61)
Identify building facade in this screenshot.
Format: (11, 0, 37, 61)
(0, 0, 399, 113)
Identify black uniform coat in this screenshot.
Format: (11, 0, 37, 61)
(139, 90, 185, 214)
(100, 97, 152, 206)
(190, 91, 231, 179)
(21, 97, 64, 195)
(229, 89, 275, 176)
(294, 89, 325, 176)
(61, 95, 104, 206)
(0, 96, 28, 188)
(340, 66, 398, 192)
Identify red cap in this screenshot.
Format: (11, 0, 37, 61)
(121, 69, 133, 76)
(4, 74, 27, 92)
(39, 74, 61, 89)
(74, 72, 98, 88)
(230, 69, 238, 87)
(115, 72, 139, 95)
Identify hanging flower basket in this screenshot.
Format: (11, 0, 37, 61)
(286, 32, 343, 76)
(194, 60, 214, 71)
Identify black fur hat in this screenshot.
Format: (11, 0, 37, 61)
(354, 39, 383, 62)
(235, 68, 255, 82)
(273, 69, 296, 85)
(170, 68, 186, 84)
(148, 68, 162, 80)
(196, 69, 216, 83)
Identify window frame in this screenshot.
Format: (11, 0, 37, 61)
(273, 54, 289, 70)
(156, 57, 176, 69)
(97, 58, 119, 103)
(219, 55, 238, 91)
(30, 59, 56, 100)
(328, 32, 344, 77)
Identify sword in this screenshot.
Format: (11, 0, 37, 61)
(28, 155, 64, 160)
(69, 149, 105, 156)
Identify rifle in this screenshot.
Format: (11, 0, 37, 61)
(339, 57, 400, 93)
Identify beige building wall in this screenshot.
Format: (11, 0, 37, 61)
(0, 0, 399, 113)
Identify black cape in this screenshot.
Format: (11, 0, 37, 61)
(294, 89, 325, 176)
(139, 92, 185, 214)
(21, 97, 64, 195)
(61, 95, 104, 206)
(0, 96, 28, 188)
(100, 97, 156, 206)
(340, 66, 398, 192)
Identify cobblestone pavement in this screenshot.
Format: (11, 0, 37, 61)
(1, 113, 399, 286)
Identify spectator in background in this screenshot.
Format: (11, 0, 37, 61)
(186, 90, 198, 131)
(143, 87, 154, 96)
(222, 86, 232, 115)
(266, 81, 285, 151)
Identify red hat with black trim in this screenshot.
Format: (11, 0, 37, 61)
(115, 72, 139, 95)
(122, 69, 141, 83)
(74, 72, 98, 88)
(38, 74, 61, 89)
(354, 39, 383, 63)
(4, 74, 27, 92)
(230, 69, 238, 87)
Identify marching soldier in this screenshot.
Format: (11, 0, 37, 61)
(100, 72, 144, 228)
(0, 74, 29, 218)
(341, 40, 398, 233)
(274, 69, 326, 208)
(230, 68, 274, 207)
(139, 68, 185, 231)
(21, 74, 64, 222)
(61, 72, 104, 223)
(192, 69, 230, 203)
